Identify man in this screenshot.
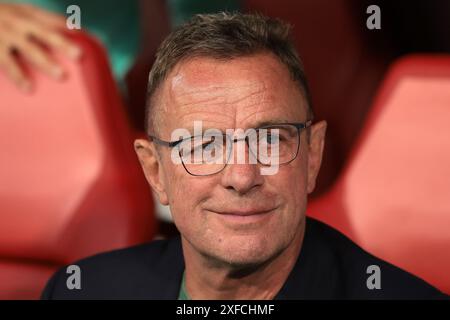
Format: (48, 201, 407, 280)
(42, 12, 446, 299)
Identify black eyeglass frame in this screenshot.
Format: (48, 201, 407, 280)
(147, 120, 313, 176)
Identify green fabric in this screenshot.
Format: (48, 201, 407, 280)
(11, 0, 140, 87)
(12, 0, 242, 84)
(178, 271, 191, 300)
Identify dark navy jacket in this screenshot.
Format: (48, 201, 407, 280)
(41, 217, 447, 299)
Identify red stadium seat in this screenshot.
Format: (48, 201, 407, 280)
(245, 0, 393, 196)
(307, 55, 450, 294)
(0, 32, 156, 299)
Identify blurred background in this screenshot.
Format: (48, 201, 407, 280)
(0, 0, 449, 299)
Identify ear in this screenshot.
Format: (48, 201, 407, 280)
(306, 121, 327, 194)
(134, 139, 169, 205)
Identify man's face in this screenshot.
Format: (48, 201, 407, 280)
(135, 53, 326, 267)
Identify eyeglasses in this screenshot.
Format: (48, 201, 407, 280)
(148, 120, 313, 176)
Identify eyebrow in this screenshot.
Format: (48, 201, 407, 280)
(251, 119, 294, 128)
(180, 119, 296, 135)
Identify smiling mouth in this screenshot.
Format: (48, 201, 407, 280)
(215, 208, 275, 216)
(207, 207, 277, 223)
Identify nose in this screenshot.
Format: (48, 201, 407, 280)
(220, 137, 263, 195)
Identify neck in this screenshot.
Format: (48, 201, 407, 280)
(181, 219, 306, 300)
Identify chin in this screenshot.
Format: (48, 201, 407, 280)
(204, 234, 286, 268)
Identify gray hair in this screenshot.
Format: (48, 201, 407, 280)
(145, 12, 313, 134)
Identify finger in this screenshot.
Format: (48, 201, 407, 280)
(8, 16, 82, 60)
(14, 38, 64, 80)
(29, 26, 81, 60)
(14, 3, 67, 29)
(0, 50, 31, 92)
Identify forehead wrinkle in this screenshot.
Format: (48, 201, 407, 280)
(177, 109, 234, 126)
(158, 54, 307, 136)
(176, 96, 224, 108)
(174, 83, 280, 131)
(170, 65, 266, 103)
(172, 83, 243, 97)
(226, 84, 266, 107)
(168, 82, 228, 113)
(237, 106, 281, 128)
(173, 85, 265, 110)
(234, 88, 273, 126)
(236, 76, 308, 128)
(168, 83, 269, 133)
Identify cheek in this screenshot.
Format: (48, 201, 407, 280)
(165, 169, 213, 230)
(274, 158, 308, 200)
(268, 159, 309, 226)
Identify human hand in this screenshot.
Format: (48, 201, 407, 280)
(0, 3, 81, 92)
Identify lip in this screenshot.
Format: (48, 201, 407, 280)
(206, 207, 277, 223)
(212, 208, 276, 216)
